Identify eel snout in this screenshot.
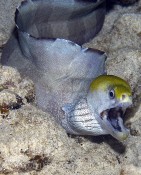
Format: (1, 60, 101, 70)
(100, 107, 130, 141)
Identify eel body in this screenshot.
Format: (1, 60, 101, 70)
(2, 0, 132, 139)
(1, 0, 106, 123)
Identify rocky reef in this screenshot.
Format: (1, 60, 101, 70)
(0, 1, 141, 174)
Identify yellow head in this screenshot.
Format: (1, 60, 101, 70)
(87, 75, 132, 141)
(90, 75, 132, 104)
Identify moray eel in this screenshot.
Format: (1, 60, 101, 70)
(1, 0, 132, 141)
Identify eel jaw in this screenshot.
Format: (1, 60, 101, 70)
(100, 106, 130, 141)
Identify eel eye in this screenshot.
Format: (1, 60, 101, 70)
(109, 89, 115, 99)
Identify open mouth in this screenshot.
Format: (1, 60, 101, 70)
(100, 107, 125, 132)
(99, 106, 130, 141)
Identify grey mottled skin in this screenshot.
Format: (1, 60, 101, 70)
(15, 0, 106, 45)
(1, 0, 107, 135)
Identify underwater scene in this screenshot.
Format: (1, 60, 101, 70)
(0, 0, 141, 174)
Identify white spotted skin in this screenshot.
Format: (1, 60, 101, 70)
(62, 99, 107, 135)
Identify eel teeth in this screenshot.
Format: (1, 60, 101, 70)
(100, 107, 124, 132)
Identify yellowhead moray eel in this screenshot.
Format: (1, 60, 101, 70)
(1, 0, 132, 141)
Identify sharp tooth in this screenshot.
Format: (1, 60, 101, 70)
(122, 107, 126, 114)
(118, 116, 124, 130)
(103, 115, 107, 121)
(101, 110, 108, 119)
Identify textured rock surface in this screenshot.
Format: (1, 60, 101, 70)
(0, 1, 141, 175)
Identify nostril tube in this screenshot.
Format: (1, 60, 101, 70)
(122, 94, 126, 100)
